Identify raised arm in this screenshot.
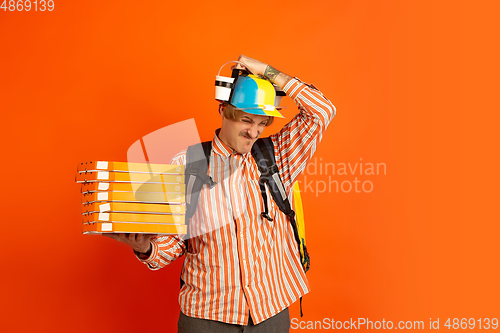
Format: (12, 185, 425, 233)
(271, 78, 336, 192)
(236, 55, 336, 193)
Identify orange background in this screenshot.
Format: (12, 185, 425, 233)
(1, 1, 498, 332)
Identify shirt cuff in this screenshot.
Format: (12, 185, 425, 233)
(282, 77, 307, 101)
(135, 240, 158, 263)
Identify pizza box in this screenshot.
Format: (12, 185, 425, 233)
(75, 171, 184, 184)
(80, 181, 184, 194)
(77, 161, 184, 175)
(83, 222, 187, 235)
(81, 191, 184, 204)
(82, 202, 185, 215)
(83, 212, 185, 224)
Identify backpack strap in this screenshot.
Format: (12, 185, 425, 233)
(251, 139, 304, 267)
(184, 141, 216, 249)
(251, 137, 308, 317)
(181, 141, 215, 289)
(251, 138, 298, 227)
(185, 141, 216, 221)
(251, 138, 291, 215)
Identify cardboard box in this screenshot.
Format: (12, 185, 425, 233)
(75, 171, 184, 184)
(83, 212, 185, 224)
(82, 202, 185, 215)
(83, 222, 187, 234)
(81, 191, 185, 204)
(80, 181, 184, 194)
(77, 161, 188, 235)
(77, 161, 184, 174)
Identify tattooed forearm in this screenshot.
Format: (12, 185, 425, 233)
(263, 64, 292, 88)
(264, 65, 281, 84)
(264, 65, 293, 88)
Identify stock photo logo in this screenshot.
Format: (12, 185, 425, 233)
(297, 157, 387, 196)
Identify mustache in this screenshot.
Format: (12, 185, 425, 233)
(240, 132, 258, 140)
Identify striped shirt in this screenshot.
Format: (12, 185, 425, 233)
(138, 78, 336, 325)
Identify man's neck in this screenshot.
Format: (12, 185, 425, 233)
(216, 128, 237, 153)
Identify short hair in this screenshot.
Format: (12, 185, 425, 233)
(220, 103, 274, 126)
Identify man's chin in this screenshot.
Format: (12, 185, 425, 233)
(236, 147, 251, 154)
(236, 142, 254, 154)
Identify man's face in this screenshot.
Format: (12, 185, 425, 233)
(219, 111, 270, 154)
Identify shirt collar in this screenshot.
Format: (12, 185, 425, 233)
(212, 129, 251, 159)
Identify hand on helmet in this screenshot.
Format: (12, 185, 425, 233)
(232, 55, 291, 89)
(233, 55, 268, 77)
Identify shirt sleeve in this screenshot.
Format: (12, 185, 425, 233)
(270, 78, 336, 193)
(135, 150, 188, 270)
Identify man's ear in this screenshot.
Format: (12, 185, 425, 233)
(218, 103, 224, 117)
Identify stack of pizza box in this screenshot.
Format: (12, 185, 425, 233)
(76, 161, 186, 235)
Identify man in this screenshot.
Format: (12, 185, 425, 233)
(106, 55, 336, 332)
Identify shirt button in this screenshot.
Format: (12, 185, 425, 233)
(240, 233, 244, 238)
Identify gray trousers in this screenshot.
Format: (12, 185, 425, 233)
(178, 308, 290, 333)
